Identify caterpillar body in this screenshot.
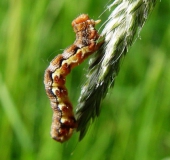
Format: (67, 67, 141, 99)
(44, 14, 100, 142)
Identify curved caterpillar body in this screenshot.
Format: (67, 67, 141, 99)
(44, 14, 100, 142)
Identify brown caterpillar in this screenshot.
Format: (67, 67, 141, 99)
(44, 14, 101, 143)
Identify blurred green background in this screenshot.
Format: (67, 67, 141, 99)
(0, 0, 170, 160)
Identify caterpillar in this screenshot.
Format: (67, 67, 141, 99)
(44, 14, 101, 143)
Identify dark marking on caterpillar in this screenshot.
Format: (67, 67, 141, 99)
(44, 14, 101, 143)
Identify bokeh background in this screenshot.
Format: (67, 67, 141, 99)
(0, 0, 170, 160)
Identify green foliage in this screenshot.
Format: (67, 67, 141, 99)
(0, 0, 170, 160)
